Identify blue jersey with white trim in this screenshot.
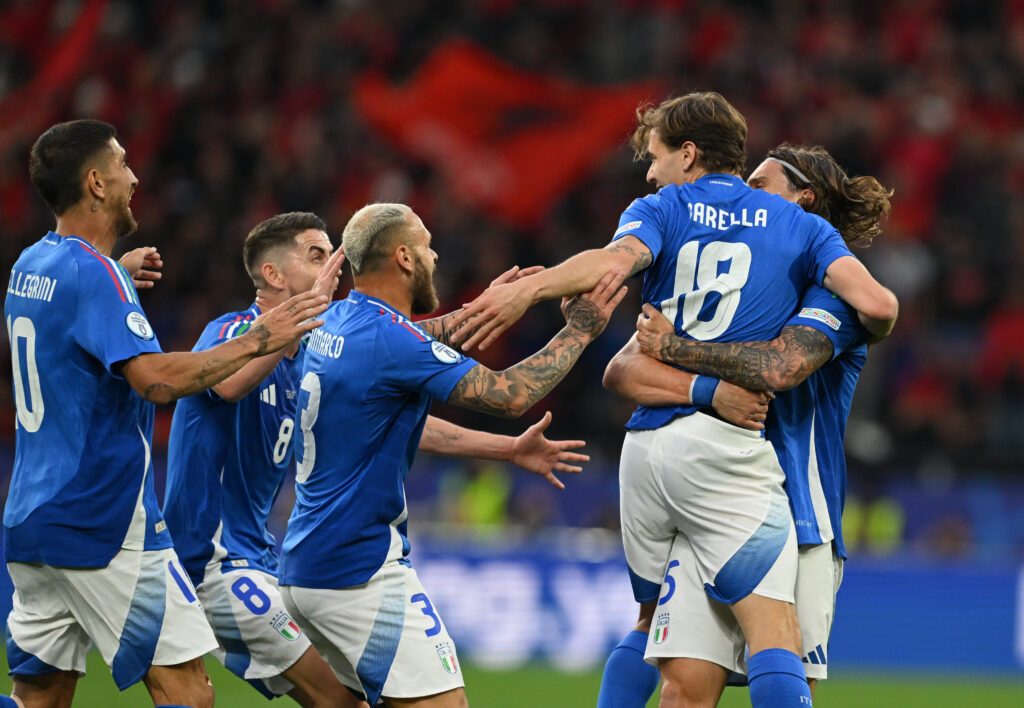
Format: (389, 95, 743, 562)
(766, 286, 868, 559)
(279, 290, 477, 589)
(614, 174, 853, 430)
(164, 304, 304, 587)
(3, 232, 168, 567)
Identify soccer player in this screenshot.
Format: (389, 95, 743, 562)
(449, 93, 898, 707)
(601, 144, 893, 706)
(3, 120, 328, 708)
(277, 203, 626, 707)
(163, 212, 590, 707)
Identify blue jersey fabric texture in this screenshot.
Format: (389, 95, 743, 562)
(766, 285, 868, 560)
(164, 304, 304, 587)
(4, 232, 169, 567)
(279, 291, 477, 589)
(614, 174, 852, 431)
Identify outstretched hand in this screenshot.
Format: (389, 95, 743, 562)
(509, 411, 589, 489)
(119, 246, 163, 289)
(562, 269, 628, 340)
(635, 303, 676, 361)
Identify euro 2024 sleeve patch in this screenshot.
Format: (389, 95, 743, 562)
(431, 340, 462, 364)
(126, 311, 155, 340)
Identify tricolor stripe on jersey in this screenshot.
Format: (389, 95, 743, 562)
(68, 238, 139, 305)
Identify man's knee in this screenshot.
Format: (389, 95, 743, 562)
(145, 659, 214, 708)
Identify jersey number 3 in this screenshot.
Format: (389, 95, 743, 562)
(294, 372, 321, 484)
(660, 241, 751, 340)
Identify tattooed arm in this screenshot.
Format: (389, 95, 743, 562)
(120, 291, 329, 404)
(417, 310, 461, 347)
(447, 270, 628, 417)
(635, 304, 834, 391)
(450, 236, 652, 351)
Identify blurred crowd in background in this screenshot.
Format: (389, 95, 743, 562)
(2, 0, 1023, 557)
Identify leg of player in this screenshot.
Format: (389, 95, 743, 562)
(383, 687, 468, 707)
(657, 657, 728, 708)
(596, 600, 660, 708)
(730, 595, 812, 707)
(142, 658, 214, 708)
(280, 646, 368, 708)
(11, 673, 77, 708)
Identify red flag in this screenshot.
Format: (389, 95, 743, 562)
(354, 41, 661, 227)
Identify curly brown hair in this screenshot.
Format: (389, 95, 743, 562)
(766, 143, 893, 247)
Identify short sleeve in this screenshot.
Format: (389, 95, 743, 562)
(375, 321, 478, 400)
(72, 258, 162, 374)
(192, 311, 256, 353)
(611, 194, 666, 263)
(802, 217, 853, 286)
(786, 286, 868, 361)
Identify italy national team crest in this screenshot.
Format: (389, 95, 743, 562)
(435, 641, 459, 674)
(653, 613, 670, 645)
(271, 610, 302, 641)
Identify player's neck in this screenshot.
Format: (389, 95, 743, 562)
(54, 206, 118, 256)
(352, 275, 413, 318)
(255, 289, 288, 311)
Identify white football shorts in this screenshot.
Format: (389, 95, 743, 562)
(197, 559, 311, 696)
(619, 412, 798, 605)
(6, 546, 217, 690)
(281, 561, 464, 706)
(646, 538, 840, 681)
(794, 541, 843, 680)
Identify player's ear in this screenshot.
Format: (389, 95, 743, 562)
(680, 141, 698, 170)
(85, 168, 103, 200)
(260, 261, 285, 289)
(394, 243, 414, 275)
(798, 189, 816, 208)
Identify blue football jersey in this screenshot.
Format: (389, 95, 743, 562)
(164, 304, 304, 587)
(766, 286, 868, 559)
(279, 291, 477, 589)
(614, 174, 853, 430)
(4, 232, 169, 567)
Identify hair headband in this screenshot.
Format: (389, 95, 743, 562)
(767, 157, 811, 186)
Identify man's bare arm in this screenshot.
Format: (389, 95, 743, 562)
(121, 292, 328, 404)
(418, 412, 588, 489)
(449, 236, 650, 351)
(447, 271, 628, 417)
(635, 305, 834, 391)
(823, 255, 898, 340)
(603, 335, 698, 407)
(603, 334, 771, 430)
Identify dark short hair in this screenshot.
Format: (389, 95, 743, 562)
(767, 143, 893, 247)
(243, 212, 327, 286)
(29, 120, 118, 216)
(631, 92, 747, 175)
